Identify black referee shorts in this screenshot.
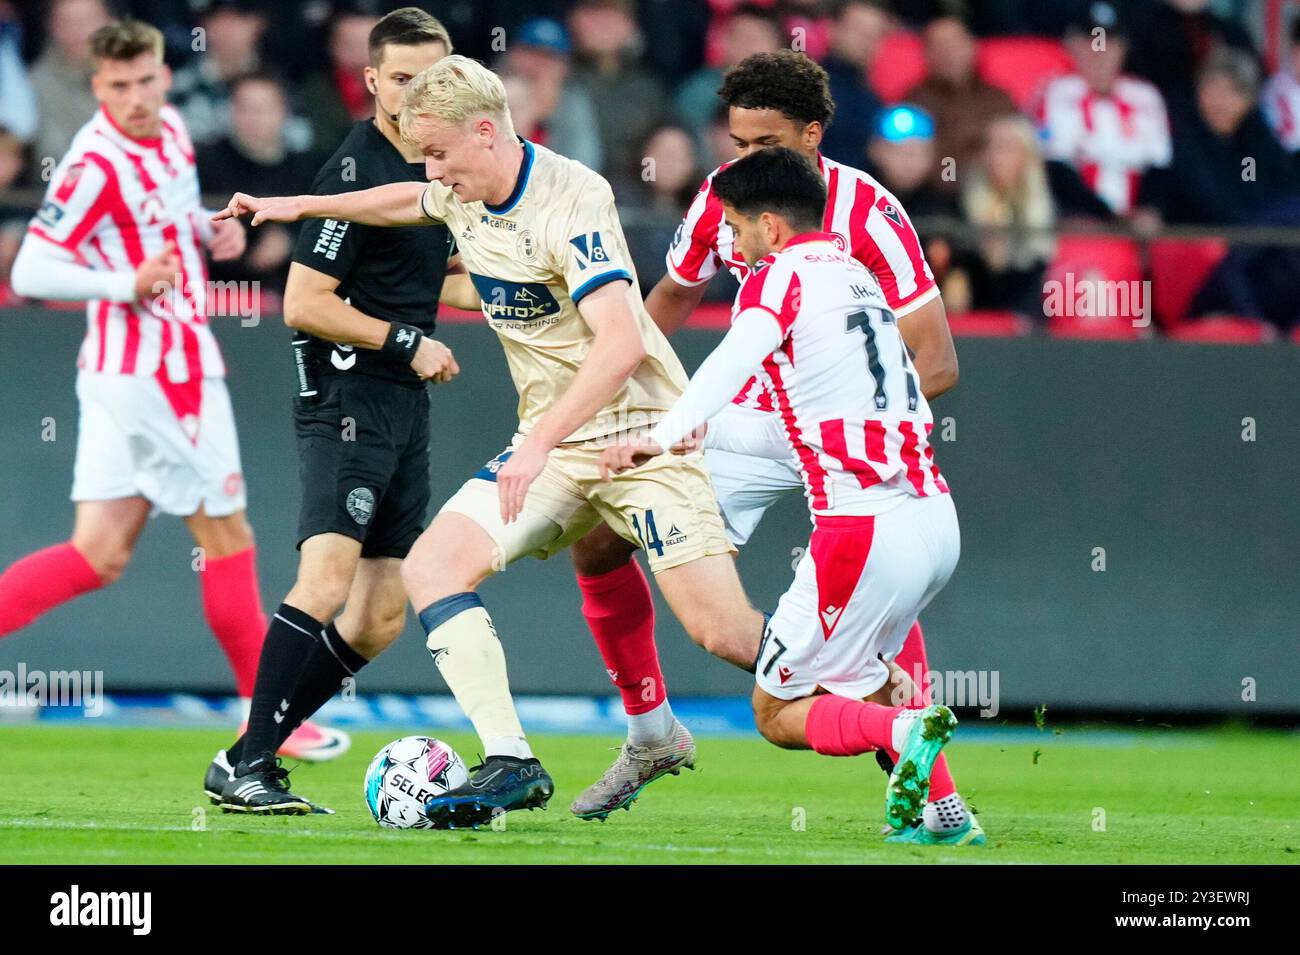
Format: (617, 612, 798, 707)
(294, 373, 430, 559)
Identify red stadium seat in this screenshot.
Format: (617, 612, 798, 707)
(1168, 316, 1275, 344)
(1148, 238, 1228, 330)
(870, 31, 927, 103)
(1043, 234, 1149, 338)
(946, 310, 1032, 338)
(976, 36, 1074, 109)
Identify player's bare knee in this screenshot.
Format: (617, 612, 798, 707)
(88, 546, 132, 586)
(570, 524, 636, 577)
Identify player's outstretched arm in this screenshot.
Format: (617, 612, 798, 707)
(601, 307, 782, 480)
(896, 294, 959, 400)
(212, 181, 431, 229)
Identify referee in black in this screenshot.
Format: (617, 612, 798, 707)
(207, 9, 477, 813)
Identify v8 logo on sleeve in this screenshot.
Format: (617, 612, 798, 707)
(568, 232, 610, 271)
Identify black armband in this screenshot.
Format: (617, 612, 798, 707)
(381, 322, 423, 363)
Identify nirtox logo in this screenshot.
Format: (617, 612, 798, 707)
(569, 232, 610, 270)
(50, 885, 151, 935)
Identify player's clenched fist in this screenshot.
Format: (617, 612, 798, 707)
(212, 193, 306, 227)
(410, 337, 459, 384)
(598, 440, 664, 481)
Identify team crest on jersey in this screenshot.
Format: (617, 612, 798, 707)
(346, 487, 375, 525)
(568, 232, 610, 271)
(517, 229, 537, 261)
(830, 232, 848, 251)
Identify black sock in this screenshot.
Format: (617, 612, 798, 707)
(273, 621, 369, 749)
(227, 622, 370, 766)
(238, 603, 324, 768)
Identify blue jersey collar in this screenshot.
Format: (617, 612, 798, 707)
(484, 139, 535, 216)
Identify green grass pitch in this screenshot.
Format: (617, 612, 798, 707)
(0, 723, 1295, 864)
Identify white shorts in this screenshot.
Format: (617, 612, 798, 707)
(71, 370, 246, 517)
(704, 448, 803, 546)
(756, 493, 960, 701)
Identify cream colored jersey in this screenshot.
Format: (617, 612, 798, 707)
(420, 140, 687, 442)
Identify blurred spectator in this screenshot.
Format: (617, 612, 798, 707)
(299, 8, 380, 154)
(905, 15, 1018, 197)
(1262, 16, 1300, 158)
(568, 0, 667, 175)
(1125, 0, 1257, 104)
(1037, 3, 1171, 221)
(1144, 48, 1300, 225)
(675, 4, 784, 148)
(818, 0, 888, 167)
(197, 73, 313, 293)
(30, 0, 110, 164)
(171, 1, 268, 146)
(953, 115, 1056, 317)
(616, 123, 699, 213)
(0, 128, 27, 300)
(866, 104, 959, 283)
(497, 17, 603, 171)
(635, 0, 711, 92)
(0, 3, 36, 144)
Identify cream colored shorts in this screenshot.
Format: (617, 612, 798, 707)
(439, 434, 735, 573)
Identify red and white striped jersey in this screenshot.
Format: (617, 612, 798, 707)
(1263, 70, 1300, 152)
(27, 104, 224, 382)
(737, 232, 947, 517)
(1037, 74, 1171, 215)
(665, 153, 938, 412)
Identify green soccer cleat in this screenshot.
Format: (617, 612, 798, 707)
(884, 813, 986, 846)
(885, 704, 957, 830)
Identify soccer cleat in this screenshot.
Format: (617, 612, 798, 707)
(219, 753, 315, 815)
(884, 813, 986, 847)
(422, 755, 554, 829)
(277, 720, 351, 763)
(571, 719, 696, 821)
(885, 704, 957, 829)
(203, 749, 235, 804)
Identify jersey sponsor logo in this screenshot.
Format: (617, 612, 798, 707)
(568, 231, 610, 271)
(478, 214, 518, 232)
(664, 522, 688, 548)
(35, 200, 66, 229)
(469, 273, 561, 323)
(313, 219, 350, 260)
(346, 487, 375, 525)
(778, 665, 793, 685)
(473, 449, 513, 482)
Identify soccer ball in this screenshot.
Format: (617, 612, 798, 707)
(363, 736, 469, 829)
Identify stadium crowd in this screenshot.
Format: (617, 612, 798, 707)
(1, 0, 1299, 338)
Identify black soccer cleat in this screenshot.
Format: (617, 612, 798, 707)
(875, 748, 896, 775)
(423, 755, 554, 830)
(219, 753, 316, 815)
(204, 749, 235, 805)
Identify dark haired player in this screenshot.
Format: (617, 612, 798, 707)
(602, 147, 981, 847)
(206, 8, 479, 813)
(566, 52, 967, 835)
